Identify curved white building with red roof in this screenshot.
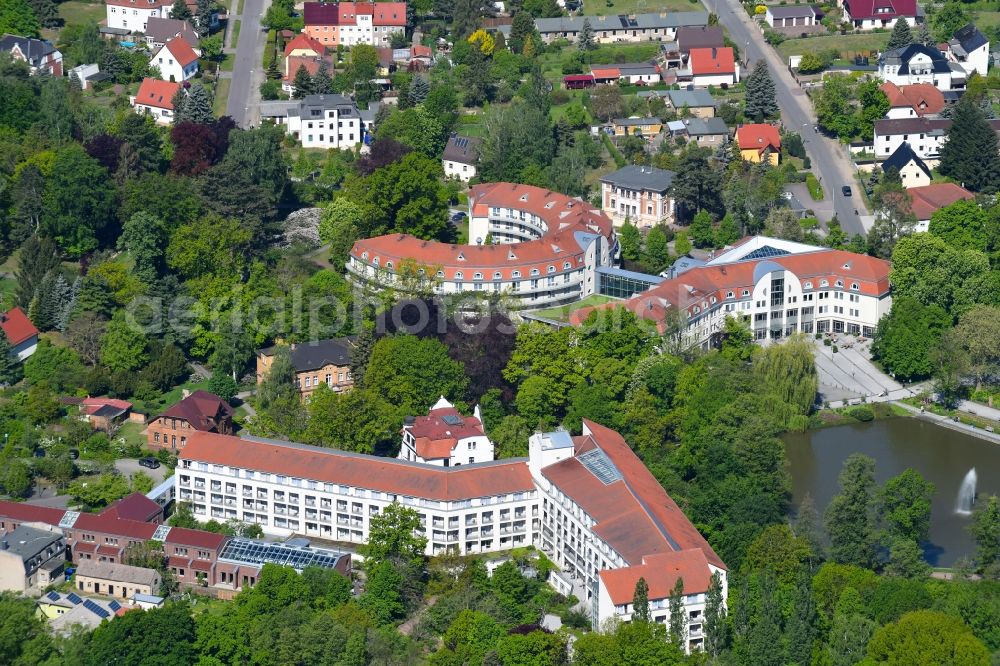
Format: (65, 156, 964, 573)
(347, 183, 619, 309)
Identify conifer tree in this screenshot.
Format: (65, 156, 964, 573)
(292, 64, 313, 99)
(195, 0, 213, 37)
(0, 332, 20, 386)
(409, 75, 430, 105)
(668, 578, 685, 649)
(744, 60, 778, 121)
(915, 22, 934, 47)
(939, 94, 1000, 193)
(312, 62, 334, 95)
(887, 18, 914, 50)
(704, 572, 727, 657)
(632, 577, 650, 623)
(578, 18, 596, 51)
(785, 573, 815, 666)
(176, 83, 213, 123)
(171, 0, 192, 21)
(170, 86, 187, 119)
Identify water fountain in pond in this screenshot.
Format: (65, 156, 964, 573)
(956, 468, 978, 516)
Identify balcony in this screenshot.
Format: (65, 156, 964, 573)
(224, 499, 236, 507)
(465, 518, 476, 526)
(194, 481, 205, 489)
(305, 498, 316, 507)
(242, 489, 253, 497)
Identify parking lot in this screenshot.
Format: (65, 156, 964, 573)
(115, 457, 169, 484)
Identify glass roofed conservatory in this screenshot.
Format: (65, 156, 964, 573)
(219, 538, 348, 571)
(741, 245, 791, 261)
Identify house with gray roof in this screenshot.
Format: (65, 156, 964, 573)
(442, 134, 482, 182)
(945, 23, 990, 76)
(675, 25, 724, 53)
(666, 89, 716, 118)
(878, 43, 966, 92)
(257, 337, 357, 398)
(600, 165, 677, 228)
(764, 5, 819, 28)
(0, 34, 62, 76)
(260, 95, 373, 150)
(0, 523, 65, 594)
(681, 117, 730, 148)
(501, 11, 708, 45)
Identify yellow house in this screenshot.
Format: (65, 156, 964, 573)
(736, 123, 781, 165)
(613, 117, 663, 138)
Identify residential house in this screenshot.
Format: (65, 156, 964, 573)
(945, 23, 990, 77)
(880, 82, 945, 118)
(146, 390, 233, 451)
(681, 117, 730, 148)
(675, 25, 723, 53)
(908, 183, 975, 231)
(764, 5, 819, 28)
(519, 12, 709, 45)
(589, 62, 661, 85)
(150, 36, 199, 82)
(689, 47, 739, 87)
(105, 0, 172, 33)
(0, 307, 38, 360)
(284, 32, 327, 59)
(843, 0, 917, 31)
(0, 34, 62, 76)
(881, 142, 932, 188)
(67, 63, 109, 90)
(131, 77, 181, 125)
(873, 117, 951, 158)
(262, 94, 370, 149)
(39, 593, 135, 635)
(79, 397, 133, 432)
(144, 17, 199, 49)
(442, 134, 481, 182)
(666, 89, 715, 118)
(256, 337, 355, 398)
(878, 43, 965, 91)
(0, 523, 65, 594)
(398, 396, 494, 467)
(74, 560, 162, 599)
(736, 124, 781, 164)
(302, 2, 408, 48)
(612, 116, 663, 137)
(282, 54, 333, 94)
(600, 164, 676, 228)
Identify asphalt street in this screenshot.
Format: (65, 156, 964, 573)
(226, 0, 270, 127)
(704, 0, 870, 237)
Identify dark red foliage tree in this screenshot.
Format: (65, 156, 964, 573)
(355, 138, 411, 176)
(170, 118, 235, 176)
(84, 135, 124, 174)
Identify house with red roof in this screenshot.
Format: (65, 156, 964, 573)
(146, 390, 233, 451)
(303, 1, 408, 48)
(843, 0, 917, 31)
(150, 36, 199, 82)
(688, 46, 738, 87)
(0, 307, 38, 361)
(399, 397, 494, 467)
(131, 77, 181, 125)
(908, 183, 976, 232)
(736, 123, 781, 164)
(880, 82, 945, 118)
(284, 32, 326, 59)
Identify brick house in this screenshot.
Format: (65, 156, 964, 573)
(146, 390, 233, 451)
(256, 338, 355, 399)
(0, 34, 63, 76)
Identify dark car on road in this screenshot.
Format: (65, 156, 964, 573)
(139, 457, 161, 469)
(841, 185, 852, 197)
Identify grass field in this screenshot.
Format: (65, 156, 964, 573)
(213, 78, 231, 116)
(59, 0, 105, 26)
(530, 294, 619, 323)
(231, 19, 241, 43)
(220, 53, 235, 72)
(776, 32, 889, 59)
(583, 0, 703, 15)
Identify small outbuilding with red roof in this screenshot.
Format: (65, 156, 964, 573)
(0, 307, 38, 361)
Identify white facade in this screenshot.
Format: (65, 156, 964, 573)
(879, 49, 962, 91)
(443, 158, 476, 182)
(874, 123, 948, 158)
(278, 95, 367, 149)
(132, 100, 175, 124)
(106, 0, 170, 33)
(850, 15, 915, 31)
(398, 398, 495, 467)
(692, 70, 738, 88)
(150, 42, 198, 82)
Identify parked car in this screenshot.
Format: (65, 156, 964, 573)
(139, 457, 160, 469)
(841, 185, 852, 197)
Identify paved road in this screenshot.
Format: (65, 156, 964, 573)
(226, 0, 271, 126)
(703, 0, 870, 237)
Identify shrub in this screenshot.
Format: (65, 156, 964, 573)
(824, 338, 832, 346)
(806, 173, 824, 200)
(846, 405, 875, 422)
(815, 333, 823, 339)
(788, 414, 811, 432)
(832, 345, 839, 353)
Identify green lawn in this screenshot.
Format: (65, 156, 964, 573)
(58, 0, 105, 26)
(220, 53, 235, 72)
(115, 422, 147, 451)
(973, 10, 1000, 31)
(776, 32, 889, 60)
(236, 0, 245, 14)
(583, 0, 703, 15)
(213, 77, 231, 116)
(530, 294, 619, 323)
(232, 19, 241, 43)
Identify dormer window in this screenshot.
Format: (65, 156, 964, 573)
(547, 265, 555, 273)
(742, 289, 750, 296)
(436, 270, 444, 278)
(726, 291, 734, 299)
(851, 282, 859, 291)
(563, 261, 571, 269)
(835, 280, 844, 288)
(531, 268, 540, 276)
(473, 272, 483, 280)
(385, 261, 393, 269)
(361, 252, 368, 260)
(457, 252, 465, 261)
(512, 270, 521, 278)
(372, 258, 380, 267)
(493, 271, 502, 280)
(455, 271, 463, 280)
(804, 281, 812, 289)
(820, 279, 829, 287)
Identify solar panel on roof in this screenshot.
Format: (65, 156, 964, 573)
(742, 245, 791, 261)
(218, 538, 344, 571)
(441, 414, 463, 426)
(578, 448, 623, 485)
(67, 593, 82, 604)
(83, 599, 110, 619)
(151, 524, 172, 541)
(108, 600, 121, 611)
(46, 591, 60, 601)
(58, 511, 81, 529)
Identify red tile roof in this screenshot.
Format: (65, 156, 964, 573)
(283, 32, 326, 57)
(880, 82, 945, 117)
(0, 500, 67, 526)
(101, 493, 161, 523)
(411, 44, 432, 58)
(736, 123, 782, 153)
(157, 390, 232, 432)
(284, 55, 329, 81)
(350, 183, 614, 282)
(542, 420, 725, 569)
(134, 77, 180, 111)
(303, 1, 406, 26)
(570, 248, 891, 331)
(0, 307, 38, 346)
(180, 432, 536, 501)
(371, 2, 407, 26)
(844, 0, 916, 20)
(409, 403, 486, 461)
(166, 526, 227, 550)
(689, 47, 735, 76)
(600, 550, 714, 605)
(907, 183, 975, 221)
(164, 36, 199, 68)
(590, 67, 620, 79)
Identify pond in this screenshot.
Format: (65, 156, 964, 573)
(784, 417, 1000, 567)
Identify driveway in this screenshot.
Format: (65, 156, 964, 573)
(115, 458, 170, 484)
(226, 0, 272, 126)
(812, 337, 906, 404)
(702, 0, 870, 237)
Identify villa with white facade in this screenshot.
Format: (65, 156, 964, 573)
(176, 419, 726, 645)
(399, 397, 494, 467)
